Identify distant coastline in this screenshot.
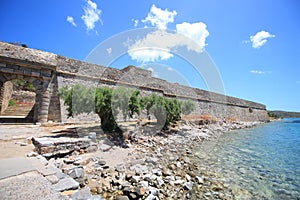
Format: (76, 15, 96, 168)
(268, 110, 300, 118)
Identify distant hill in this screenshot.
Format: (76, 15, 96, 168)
(268, 110, 300, 118)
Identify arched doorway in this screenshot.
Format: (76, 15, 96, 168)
(0, 74, 43, 124)
(0, 79, 36, 123)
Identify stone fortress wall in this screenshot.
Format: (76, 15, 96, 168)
(0, 42, 269, 124)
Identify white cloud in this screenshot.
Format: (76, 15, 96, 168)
(81, 0, 102, 32)
(250, 30, 275, 48)
(128, 5, 209, 63)
(132, 19, 139, 27)
(128, 48, 173, 63)
(66, 16, 77, 27)
(250, 70, 272, 74)
(142, 4, 177, 30)
(176, 22, 209, 51)
(127, 24, 208, 63)
(167, 67, 174, 71)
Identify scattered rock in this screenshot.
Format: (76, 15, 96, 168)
(15, 141, 27, 146)
(100, 143, 112, 152)
(64, 157, 75, 164)
(71, 187, 102, 200)
(85, 143, 98, 153)
(53, 177, 79, 192)
(183, 181, 194, 190)
(88, 132, 97, 143)
(46, 174, 59, 184)
(98, 160, 106, 166)
(68, 166, 84, 180)
(27, 151, 38, 157)
(116, 196, 130, 200)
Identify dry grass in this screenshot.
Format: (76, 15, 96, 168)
(181, 114, 219, 122)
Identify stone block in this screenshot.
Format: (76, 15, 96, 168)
(32, 137, 95, 158)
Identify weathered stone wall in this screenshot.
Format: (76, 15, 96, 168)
(47, 75, 62, 122)
(0, 42, 269, 124)
(0, 81, 13, 114)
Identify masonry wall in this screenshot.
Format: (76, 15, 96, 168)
(55, 60, 269, 123)
(0, 42, 269, 124)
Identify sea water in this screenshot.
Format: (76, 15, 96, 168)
(196, 119, 300, 199)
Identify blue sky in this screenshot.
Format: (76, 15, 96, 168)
(1, 0, 299, 111)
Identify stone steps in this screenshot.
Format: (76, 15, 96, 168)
(0, 103, 35, 123)
(1, 103, 34, 117)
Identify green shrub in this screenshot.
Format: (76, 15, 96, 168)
(180, 100, 195, 115)
(11, 79, 35, 92)
(268, 112, 279, 118)
(8, 100, 17, 106)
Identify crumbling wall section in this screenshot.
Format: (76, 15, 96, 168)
(0, 81, 13, 114)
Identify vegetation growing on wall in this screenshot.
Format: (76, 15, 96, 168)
(8, 99, 16, 107)
(58, 84, 195, 132)
(11, 79, 35, 92)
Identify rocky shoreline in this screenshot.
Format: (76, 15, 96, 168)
(29, 120, 263, 199)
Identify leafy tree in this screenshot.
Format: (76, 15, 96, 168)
(95, 87, 120, 132)
(111, 87, 131, 121)
(141, 94, 182, 129)
(58, 84, 95, 117)
(164, 97, 181, 127)
(128, 90, 142, 118)
(58, 85, 119, 132)
(180, 100, 195, 115)
(59, 84, 195, 132)
(111, 87, 142, 121)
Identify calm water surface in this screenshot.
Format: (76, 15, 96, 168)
(196, 119, 300, 199)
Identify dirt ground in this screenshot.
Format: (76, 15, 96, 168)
(0, 123, 133, 166)
(0, 124, 84, 159)
(0, 139, 34, 159)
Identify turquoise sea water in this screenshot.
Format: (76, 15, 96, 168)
(197, 119, 300, 199)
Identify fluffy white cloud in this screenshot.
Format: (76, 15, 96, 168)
(66, 16, 77, 27)
(142, 4, 177, 30)
(81, 0, 102, 32)
(250, 70, 272, 74)
(128, 5, 209, 63)
(250, 30, 275, 48)
(176, 22, 209, 51)
(127, 23, 209, 63)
